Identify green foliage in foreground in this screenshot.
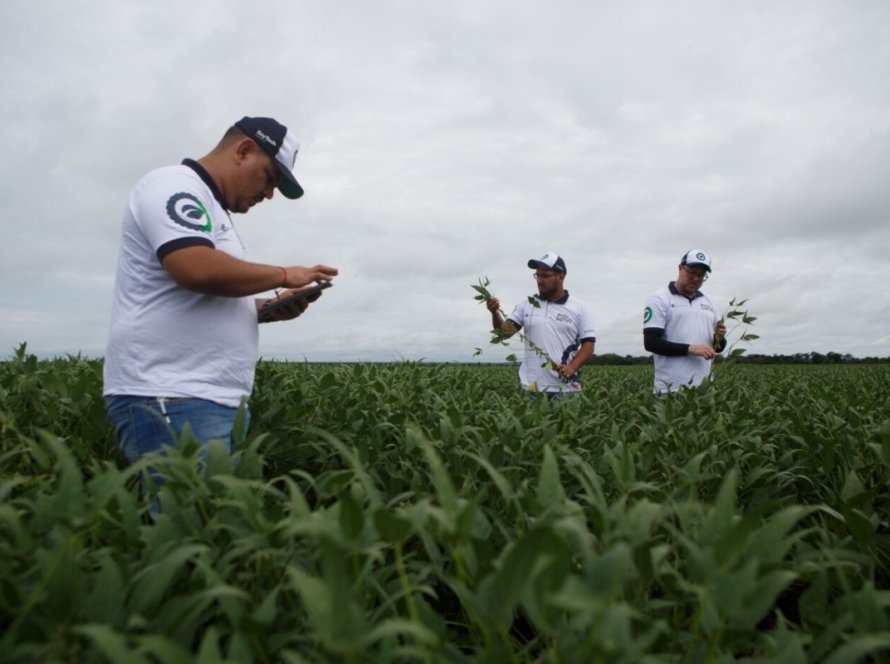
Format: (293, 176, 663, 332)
(2, 348, 890, 662)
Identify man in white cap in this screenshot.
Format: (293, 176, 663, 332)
(104, 116, 338, 479)
(485, 252, 596, 397)
(643, 249, 727, 393)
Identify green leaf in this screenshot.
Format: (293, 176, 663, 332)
(338, 488, 365, 541)
(462, 451, 516, 503)
(536, 445, 566, 508)
(374, 508, 412, 544)
(823, 634, 890, 664)
(287, 568, 330, 628)
(194, 627, 225, 664)
(130, 544, 208, 616)
(358, 618, 438, 648)
(73, 625, 150, 664)
(415, 432, 456, 511)
(203, 439, 233, 478)
(495, 526, 568, 618)
(841, 469, 868, 503)
(252, 586, 280, 625)
(137, 636, 194, 664)
(843, 506, 875, 542)
(706, 468, 738, 535)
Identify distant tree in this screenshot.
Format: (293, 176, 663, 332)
(580, 350, 888, 366)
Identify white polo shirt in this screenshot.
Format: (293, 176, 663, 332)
(507, 292, 596, 393)
(103, 160, 259, 407)
(643, 283, 721, 393)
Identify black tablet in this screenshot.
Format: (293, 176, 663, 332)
(259, 281, 332, 321)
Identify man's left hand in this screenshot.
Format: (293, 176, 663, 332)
(557, 364, 576, 381)
(258, 286, 325, 323)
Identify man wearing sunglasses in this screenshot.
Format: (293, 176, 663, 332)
(485, 252, 596, 397)
(643, 249, 727, 394)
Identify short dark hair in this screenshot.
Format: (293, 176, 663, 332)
(219, 125, 248, 147)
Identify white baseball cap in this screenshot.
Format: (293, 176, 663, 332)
(681, 249, 712, 272)
(528, 252, 567, 273)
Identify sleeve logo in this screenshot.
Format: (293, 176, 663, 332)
(166, 193, 212, 232)
(643, 306, 653, 324)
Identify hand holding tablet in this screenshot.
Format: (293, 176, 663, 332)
(259, 281, 333, 323)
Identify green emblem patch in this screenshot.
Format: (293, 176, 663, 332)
(166, 193, 212, 232)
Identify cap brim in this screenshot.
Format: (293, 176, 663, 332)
(278, 178, 304, 199)
(528, 259, 564, 272)
(274, 160, 304, 199)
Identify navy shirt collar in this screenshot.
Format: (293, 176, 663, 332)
(182, 159, 229, 211)
(669, 281, 703, 300)
(540, 290, 570, 305)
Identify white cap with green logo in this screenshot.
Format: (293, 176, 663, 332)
(681, 249, 712, 272)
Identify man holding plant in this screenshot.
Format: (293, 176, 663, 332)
(484, 252, 596, 397)
(642, 249, 727, 393)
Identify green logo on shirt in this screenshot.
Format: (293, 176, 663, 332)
(166, 193, 212, 232)
(643, 306, 653, 324)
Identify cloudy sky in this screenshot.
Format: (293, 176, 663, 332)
(2, 0, 888, 362)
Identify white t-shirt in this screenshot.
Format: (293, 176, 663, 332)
(643, 284, 722, 393)
(507, 292, 596, 393)
(103, 161, 259, 407)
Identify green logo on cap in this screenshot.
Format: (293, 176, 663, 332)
(696, 252, 706, 261)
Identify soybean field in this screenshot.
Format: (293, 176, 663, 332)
(2, 347, 890, 662)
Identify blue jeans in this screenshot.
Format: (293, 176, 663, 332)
(105, 396, 250, 465)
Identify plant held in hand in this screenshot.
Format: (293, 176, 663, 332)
(471, 277, 560, 376)
(715, 297, 759, 366)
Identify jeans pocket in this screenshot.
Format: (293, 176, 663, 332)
(106, 398, 172, 465)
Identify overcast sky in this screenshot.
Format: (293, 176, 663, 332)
(2, 0, 888, 362)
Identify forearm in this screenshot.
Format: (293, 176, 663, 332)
(643, 328, 690, 357)
(491, 313, 516, 338)
(199, 259, 283, 297)
(566, 340, 595, 372)
(163, 247, 284, 297)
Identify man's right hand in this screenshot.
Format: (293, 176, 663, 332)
(486, 298, 500, 313)
(688, 343, 716, 359)
(282, 264, 338, 289)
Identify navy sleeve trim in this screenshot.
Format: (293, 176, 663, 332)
(579, 337, 596, 343)
(156, 236, 214, 263)
(643, 327, 689, 357)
